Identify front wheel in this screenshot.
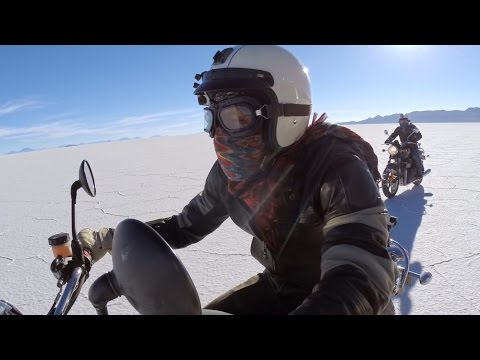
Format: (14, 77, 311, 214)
(382, 167, 400, 198)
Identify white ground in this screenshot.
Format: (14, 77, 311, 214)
(0, 123, 479, 315)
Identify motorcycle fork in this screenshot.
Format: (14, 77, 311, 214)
(385, 160, 399, 183)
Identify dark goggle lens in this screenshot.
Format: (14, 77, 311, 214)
(218, 104, 255, 132)
(203, 108, 214, 133)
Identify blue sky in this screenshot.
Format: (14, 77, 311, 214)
(1, 45, 479, 154)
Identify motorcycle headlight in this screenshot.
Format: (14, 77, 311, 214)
(388, 145, 399, 156)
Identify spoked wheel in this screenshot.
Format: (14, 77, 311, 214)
(382, 168, 400, 198)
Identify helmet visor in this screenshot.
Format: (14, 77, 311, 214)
(193, 68, 274, 95)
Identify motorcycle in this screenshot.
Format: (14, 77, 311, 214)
(381, 129, 431, 198)
(0, 160, 432, 315)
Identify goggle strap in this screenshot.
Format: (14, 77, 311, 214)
(266, 104, 311, 118)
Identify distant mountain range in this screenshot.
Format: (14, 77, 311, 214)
(6, 147, 36, 155)
(340, 107, 480, 125)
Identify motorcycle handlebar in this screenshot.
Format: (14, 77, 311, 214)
(382, 141, 418, 147)
(48, 248, 93, 315)
(52, 266, 84, 315)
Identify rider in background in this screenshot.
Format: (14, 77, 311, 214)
(385, 114, 425, 179)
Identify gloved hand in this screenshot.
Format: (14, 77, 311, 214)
(384, 139, 391, 145)
(77, 228, 115, 263)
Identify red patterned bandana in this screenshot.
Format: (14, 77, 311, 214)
(213, 123, 267, 182)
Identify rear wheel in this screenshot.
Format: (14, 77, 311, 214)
(382, 168, 399, 198)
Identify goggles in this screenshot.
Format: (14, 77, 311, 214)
(203, 96, 266, 138)
(203, 96, 311, 138)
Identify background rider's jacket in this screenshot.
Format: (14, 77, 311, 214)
(148, 123, 397, 315)
(387, 124, 423, 146)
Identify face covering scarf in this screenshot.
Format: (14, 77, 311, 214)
(213, 120, 267, 182)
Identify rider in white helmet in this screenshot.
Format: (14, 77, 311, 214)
(78, 45, 396, 315)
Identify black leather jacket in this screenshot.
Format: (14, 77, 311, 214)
(386, 124, 422, 147)
(148, 135, 396, 315)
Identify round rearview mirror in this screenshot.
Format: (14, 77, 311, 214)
(79, 160, 96, 197)
(384, 129, 389, 135)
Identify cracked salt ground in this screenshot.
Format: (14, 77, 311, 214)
(1, 125, 480, 314)
(0, 255, 49, 266)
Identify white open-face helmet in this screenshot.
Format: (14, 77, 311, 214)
(194, 45, 312, 152)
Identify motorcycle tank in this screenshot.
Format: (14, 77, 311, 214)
(111, 218, 202, 315)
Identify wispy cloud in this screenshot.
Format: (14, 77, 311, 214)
(0, 121, 90, 139)
(0, 98, 45, 117)
(127, 121, 203, 137)
(0, 109, 204, 142)
(96, 109, 202, 138)
(115, 109, 199, 126)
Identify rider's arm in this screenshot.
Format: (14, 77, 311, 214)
(412, 126, 422, 141)
(290, 155, 396, 315)
(386, 127, 400, 144)
(147, 161, 230, 249)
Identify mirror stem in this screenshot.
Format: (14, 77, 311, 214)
(71, 180, 81, 205)
(70, 180, 83, 263)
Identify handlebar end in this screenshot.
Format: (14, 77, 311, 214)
(419, 272, 433, 285)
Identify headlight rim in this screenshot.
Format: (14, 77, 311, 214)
(388, 144, 399, 156)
